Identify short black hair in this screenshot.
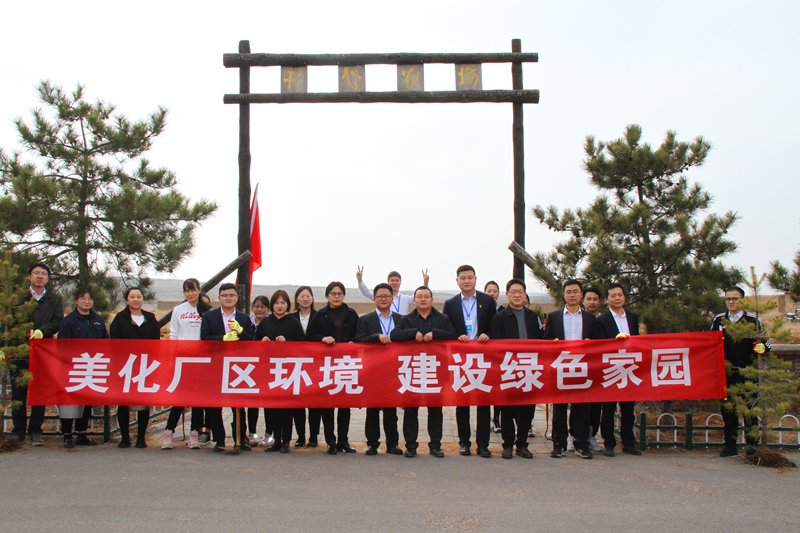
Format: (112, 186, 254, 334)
(583, 287, 602, 299)
(725, 286, 745, 298)
(563, 279, 583, 292)
(75, 286, 94, 301)
(414, 285, 433, 298)
(325, 281, 346, 297)
(605, 283, 626, 298)
(252, 295, 270, 311)
(456, 264, 475, 276)
(373, 283, 393, 297)
(124, 286, 145, 301)
(28, 263, 51, 276)
(269, 290, 291, 310)
(219, 283, 237, 294)
(484, 280, 500, 291)
(505, 278, 526, 292)
(387, 271, 402, 281)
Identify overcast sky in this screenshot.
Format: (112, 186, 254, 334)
(2, 1, 798, 295)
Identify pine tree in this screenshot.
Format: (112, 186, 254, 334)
(0, 81, 217, 311)
(768, 248, 800, 306)
(0, 251, 36, 452)
(723, 267, 797, 468)
(531, 124, 740, 333)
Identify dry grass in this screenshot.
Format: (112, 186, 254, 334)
(742, 446, 798, 468)
(0, 434, 23, 453)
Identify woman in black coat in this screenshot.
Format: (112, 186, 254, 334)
(57, 286, 109, 448)
(256, 290, 304, 453)
(305, 281, 359, 455)
(288, 286, 316, 447)
(109, 287, 161, 448)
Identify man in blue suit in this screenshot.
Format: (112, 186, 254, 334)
(442, 265, 497, 458)
(543, 279, 599, 459)
(200, 283, 255, 451)
(596, 283, 642, 457)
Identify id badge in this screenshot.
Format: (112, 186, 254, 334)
(466, 324, 473, 333)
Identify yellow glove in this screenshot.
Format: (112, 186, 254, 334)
(753, 343, 765, 354)
(228, 319, 243, 334)
(616, 333, 629, 340)
(0, 350, 6, 362)
(223, 331, 239, 341)
(31, 329, 43, 339)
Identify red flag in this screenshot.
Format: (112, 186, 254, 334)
(248, 183, 262, 287)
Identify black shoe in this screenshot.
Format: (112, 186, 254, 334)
(575, 448, 593, 459)
(337, 442, 356, 453)
(63, 435, 74, 449)
(294, 439, 306, 448)
(213, 444, 226, 452)
(501, 447, 513, 459)
(11, 433, 25, 444)
(280, 443, 290, 453)
(404, 448, 417, 458)
(307, 437, 318, 448)
(237, 441, 251, 451)
(515, 446, 533, 459)
(551, 444, 566, 458)
(387, 445, 404, 455)
(118, 439, 131, 449)
(327, 444, 337, 455)
(603, 447, 616, 457)
(429, 447, 444, 458)
(135, 439, 147, 449)
(459, 444, 471, 456)
(365, 446, 379, 456)
(719, 445, 739, 457)
(478, 446, 492, 458)
(74, 434, 97, 446)
(265, 443, 281, 452)
(622, 446, 642, 456)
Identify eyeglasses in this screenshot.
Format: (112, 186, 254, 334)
(219, 293, 238, 299)
(565, 290, 581, 296)
(725, 297, 740, 302)
(328, 292, 344, 297)
(375, 295, 393, 300)
(508, 290, 525, 296)
(77, 297, 94, 302)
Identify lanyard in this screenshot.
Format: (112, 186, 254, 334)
(378, 313, 394, 336)
(462, 299, 476, 319)
(392, 295, 401, 313)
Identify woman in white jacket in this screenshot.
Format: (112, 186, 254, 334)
(162, 279, 212, 449)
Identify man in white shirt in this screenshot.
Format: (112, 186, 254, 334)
(356, 266, 429, 315)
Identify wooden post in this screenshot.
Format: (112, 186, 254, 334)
(511, 39, 526, 281)
(508, 241, 537, 271)
(237, 40, 252, 314)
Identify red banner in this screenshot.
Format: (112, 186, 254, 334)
(29, 332, 725, 408)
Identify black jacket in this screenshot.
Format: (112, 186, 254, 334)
(288, 309, 316, 334)
(24, 290, 63, 338)
(711, 311, 771, 369)
(306, 304, 359, 343)
(200, 307, 255, 341)
(109, 306, 161, 340)
(355, 310, 404, 342)
(58, 309, 109, 339)
(596, 309, 639, 340)
(255, 313, 305, 341)
(543, 307, 599, 340)
(442, 291, 497, 338)
(390, 308, 458, 342)
(490, 305, 543, 340)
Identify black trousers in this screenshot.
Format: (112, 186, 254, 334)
(365, 407, 399, 449)
(165, 406, 205, 432)
(722, 402, 758, 446)
(600, 401, 636, 448)
(205, 407, 225, 445)
(308, 408, 322, 439)
(269, 408, 293, 445)
(500, 404, 535, 449)
(117, 406, 149, 441)
(60, 406, 92, 435)
(293, 408, 307, 440)
(456, 405, 491, 447)
(10, 368, 46, 436)
(320, 408, 350, 445)
(553, 403, 589, 450)
(589, 402, 603, 437)
(403, 407, 443, 451)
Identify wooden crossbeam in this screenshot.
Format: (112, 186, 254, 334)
(223, 90, 540, 105)
(223, 52, 538, 68)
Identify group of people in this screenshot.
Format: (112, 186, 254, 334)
(8, 262, 766, 459)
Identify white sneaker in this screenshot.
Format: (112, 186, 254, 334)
(263, 433, 275, 447)
(162, 429, 174, 450)
(248, 433, 260, 447)
(589, 436, 604, 452)
(566, 435, 575, 452)
(188, 430, 200, 449)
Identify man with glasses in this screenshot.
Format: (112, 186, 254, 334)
(9, 263, 64, 445)
(200, 283, 255, 451)
(712, 286, 769, 457)
(356, 283, 404, 456)
(543, 279, 599, 459)
(391, 286, 458, 457)
(490, 279, 543, 459)
(356, 267, 429, 315)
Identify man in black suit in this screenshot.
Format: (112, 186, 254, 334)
(355, 283, 404, 456)
(200, 283, 255, 452)
(490, 278, 543, 459)
(391, 286, 458, 458)
(442, 265, 497, 458)
(596, 283, 642, 457)
(543, 279, 598, 459)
